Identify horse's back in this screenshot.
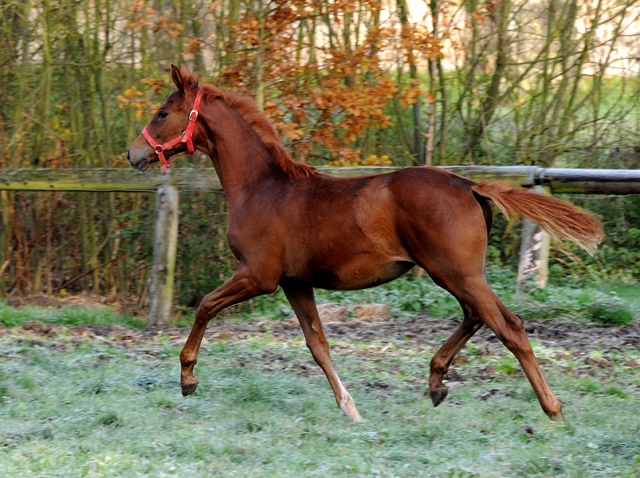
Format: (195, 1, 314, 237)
(296, 166, 486, 253)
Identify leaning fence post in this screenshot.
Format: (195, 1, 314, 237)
(0, 191, 10, 298)
(535, 217, 551, 288)
(148, 183, 179, 326)
(515, 185, 551, 292)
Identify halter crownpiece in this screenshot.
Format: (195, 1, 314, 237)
(141, 88, 205, 175)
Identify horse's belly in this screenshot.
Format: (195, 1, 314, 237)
(310, 259, 415, 291)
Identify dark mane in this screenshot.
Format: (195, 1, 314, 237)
(190, 78, 316, 179)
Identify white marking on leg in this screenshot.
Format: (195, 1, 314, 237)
(335, 375, 365, 423)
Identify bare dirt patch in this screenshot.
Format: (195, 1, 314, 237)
(3, 311, 639, 348)
(3, 311, 639, 370)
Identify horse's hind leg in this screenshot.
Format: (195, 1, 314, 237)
(282, 284, 365, 423)
(406, 193, 562, 419)
(478, 292, 564, 420)
(446, 277, 563, 420)
(428, 305, 482, 407)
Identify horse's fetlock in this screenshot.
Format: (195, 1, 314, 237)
(180, 352, 196, 368)
(430, 361, 448, 375)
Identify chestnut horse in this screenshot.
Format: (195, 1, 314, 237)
(127, 65, 603, 423)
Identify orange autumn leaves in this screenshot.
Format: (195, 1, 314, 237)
(219, 1, 440, 166)
(116, 87, 159, 120)
(120, 0, 442, 167)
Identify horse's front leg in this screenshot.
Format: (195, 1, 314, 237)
(283, 284, 365, 423)
(180, 268, 266, 396)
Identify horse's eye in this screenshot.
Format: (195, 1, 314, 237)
(157, 110, 169, 119)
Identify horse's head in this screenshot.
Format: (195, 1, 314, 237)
(127, 64, 203, 173)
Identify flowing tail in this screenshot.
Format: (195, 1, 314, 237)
(471, 181, 604, 255)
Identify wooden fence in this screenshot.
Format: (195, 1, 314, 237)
(2, 166, 640, 326)
(3, 166, 640, 193)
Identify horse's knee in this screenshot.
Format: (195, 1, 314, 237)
(506, 312, 526, 330)
(502, 316, 530, 348)
(306, 335, 329, 352)
(478, 303, 530, 354)
(193, 307, 209, 324)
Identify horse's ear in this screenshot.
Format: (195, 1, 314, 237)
(180, 63, 200, 91)
(171, 64, 185, 94)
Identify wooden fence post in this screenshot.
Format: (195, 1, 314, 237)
(515, 185, 551, 292)
(0, 191, 10, 298)
(535, 220, 551, 289)
(147, 183, 179, 326)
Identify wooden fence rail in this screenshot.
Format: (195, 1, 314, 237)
(2, 166, 640, 194)
(2, 166, 639, 326)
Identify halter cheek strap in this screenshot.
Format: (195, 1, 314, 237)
(141, 88, 205, 175)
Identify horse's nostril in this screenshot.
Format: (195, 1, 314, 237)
(126, 149, 131, 164)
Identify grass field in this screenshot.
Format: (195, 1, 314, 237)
(1, 287, 640, 477)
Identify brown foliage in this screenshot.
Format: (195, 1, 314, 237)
(210, 1, 439, 166)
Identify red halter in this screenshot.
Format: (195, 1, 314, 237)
(141, 89, 205, 175)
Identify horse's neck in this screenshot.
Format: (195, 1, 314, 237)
(202, 110, 280, 204)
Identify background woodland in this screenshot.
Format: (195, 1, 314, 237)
(1, 0, 639, 308)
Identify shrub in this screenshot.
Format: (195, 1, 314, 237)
(584, 302, 633, 325)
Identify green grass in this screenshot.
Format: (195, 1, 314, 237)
(601, 283, 640, 317)
(0, 271, 638, 475)
(0, 302, 145, 329)
(1, 326, 639, 477)
(2, 266, 636, 330)
(211, 266, 639, 327)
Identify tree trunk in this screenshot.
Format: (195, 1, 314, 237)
(397, 0, 423, 163)
(254, 0, 266, 110)
(33, 0, 53, 166)
(425, 0, 440, 166)
(464, 0, 511, 156)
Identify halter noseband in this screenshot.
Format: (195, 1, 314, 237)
(141, 89, 205, 175)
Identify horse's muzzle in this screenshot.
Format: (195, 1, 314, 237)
(135, 158, 150, 172)
(126, 148, 151, 172)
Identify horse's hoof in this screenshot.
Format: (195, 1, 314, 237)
(350, 417, 368, 424)
(548, 410, 565, 422)
(429, 387, 448, 407)
(181, 380, 199, 397)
